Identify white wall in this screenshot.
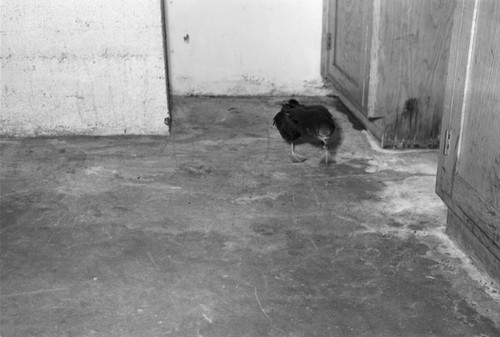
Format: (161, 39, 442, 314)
(166, 0, 329, 96)
(1, 0, 169, 137)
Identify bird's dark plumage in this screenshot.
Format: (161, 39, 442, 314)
(273, 99, 336, 163)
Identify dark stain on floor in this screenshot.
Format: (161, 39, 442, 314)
(1, 97, 499, 336)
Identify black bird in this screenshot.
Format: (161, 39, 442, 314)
(273, 99, 336, 163)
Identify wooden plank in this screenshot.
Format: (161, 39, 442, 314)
(324, 0, 372, 113)
(446, 209, 500, 282)
(375, 0, 455, 148)
(440, 179, 500, 281)
(452, 175, 500, 253)
(454, 0, 500, 209)
(367, 0, 381, 118)
(334, 0, 365, 84)
(322, 0, 380, 138)
(437, 0, 500, 286)
(320, 0, 331, 78)
(438, 186, 500, 255)
(436, 0, 477, 199)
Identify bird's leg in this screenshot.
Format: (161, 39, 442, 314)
(320, 143, 333, 165)
(291, 143, 307, 163)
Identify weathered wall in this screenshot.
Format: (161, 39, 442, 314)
(1, 0, 169, 136)
(166, 0, 329, 96)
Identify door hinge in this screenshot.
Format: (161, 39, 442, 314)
(443, 129, 451, 155)
(326, 33, 332, 50)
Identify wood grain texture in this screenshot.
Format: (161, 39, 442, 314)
(320, 0, 331, 77)
(453, 176, 500, 250)
(446, 209, 500, 282)
(436, 0, 475, 199)
(456, 0, 500, 209)
(325, 0, 372, 112)
(437, 0, 500, 284)
(376, 0, 455, 148)
(333, 0, 364, 84)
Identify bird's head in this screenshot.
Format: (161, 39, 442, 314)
(277, 98, 301, 108)
(317, 125, 334, 146)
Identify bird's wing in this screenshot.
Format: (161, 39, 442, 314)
(273, 108, 303, 143)
(284, 107, 319, 138)
(285, 106, 307, 123)
(304, 105, 333, 118)
(286, 105, 336, 138)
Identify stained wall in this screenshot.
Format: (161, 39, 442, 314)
(165, 0, 329, 96)
(1, 0, 169, 136)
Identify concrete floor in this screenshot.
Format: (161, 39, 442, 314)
(1, 96, 499, 337)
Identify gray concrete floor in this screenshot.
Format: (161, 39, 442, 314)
(1, 96, 499, 337)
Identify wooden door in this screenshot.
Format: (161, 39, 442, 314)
(322, 0, 372, 113)
(374, 0, 455, 148)
(436, 0, 500, 280)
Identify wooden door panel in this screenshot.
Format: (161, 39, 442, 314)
(325, 0, 372, 112)
(458, 114, 500, 209)
(453, 176, 500, 246)
(436, 0, 475, 197)
(451, 0, 500, 217)
(332, 0, 364, 85)
(455, 0, 500, 209)
(446, 209, 500, 280)
(375, 0, 455, 147)
(437, 0, 500, 280)
(322, 0, 454, 148)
